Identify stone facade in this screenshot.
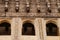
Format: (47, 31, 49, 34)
(0, 18, 59, 40)
(0, 0, 60, 17)
(0, 0, 60, 40)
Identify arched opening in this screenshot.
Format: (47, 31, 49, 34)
(46, 22, 58, 36)
(22, 22, 35, 35)
(0, 21, 11, 35)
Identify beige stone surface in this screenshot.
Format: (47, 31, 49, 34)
(0, 0, 60, 40)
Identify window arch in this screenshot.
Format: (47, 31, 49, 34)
(22, 22, 35, 35)
(0, 21, 11, 35)
(46, 22, 58, 36)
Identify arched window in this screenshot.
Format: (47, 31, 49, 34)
(22, 22, 35, 35)
(46, 22, 58, 36)
(0, 21, 11, 35)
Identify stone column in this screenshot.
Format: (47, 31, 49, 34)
(11, 18, 19, 40)
(18, 18, 22, 40)
(57, 18, 60, 40)
(38, 18, 44, 40)
(34, 18, 41, 40)
(41, 18, 46, 40)
(57, 18, 60, 36)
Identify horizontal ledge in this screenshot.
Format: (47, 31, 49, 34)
(0, 16, 60, 18)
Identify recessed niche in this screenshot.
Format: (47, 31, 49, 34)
(22, 22, 35, 35)
(0, 21, 11, 35)
(46, 22, 58, 36)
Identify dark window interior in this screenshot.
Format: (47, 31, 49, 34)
(22, 22, 35, 35)
(0, 22, 11, 35)
(46, 23, 58, 36)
